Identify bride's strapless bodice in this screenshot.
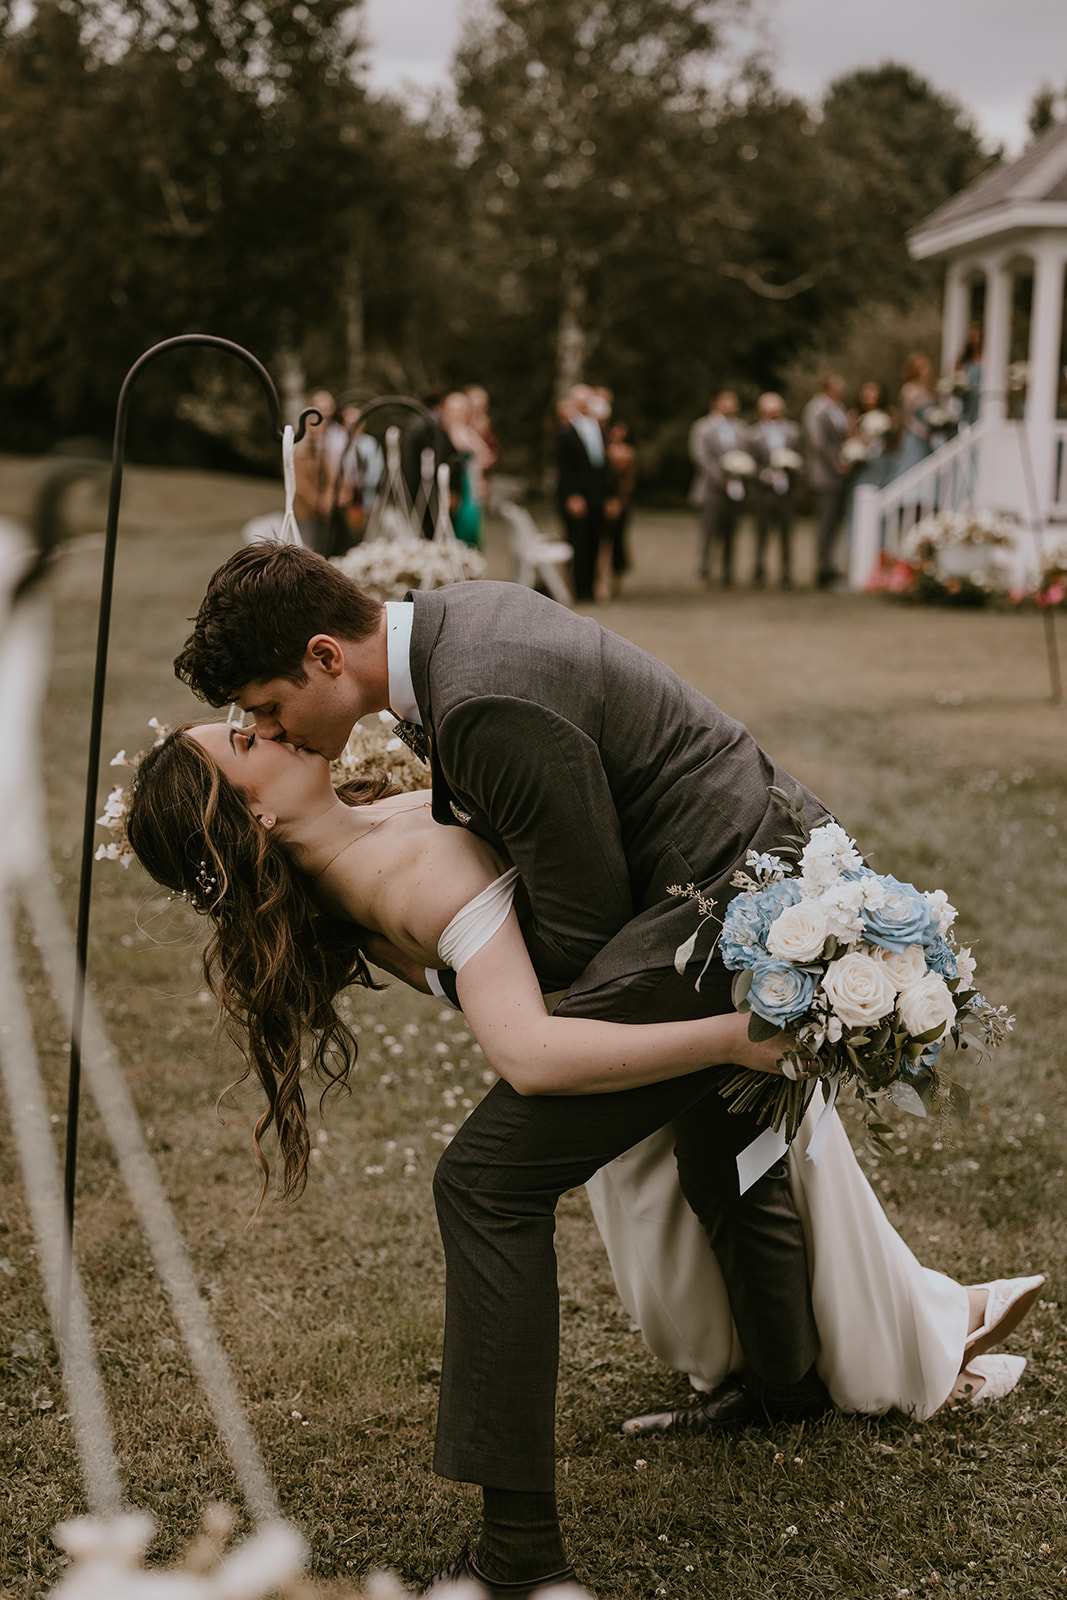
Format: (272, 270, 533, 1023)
(437, 867, 520, 972)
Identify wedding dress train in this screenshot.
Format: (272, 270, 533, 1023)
(441, 870, 972, 1420)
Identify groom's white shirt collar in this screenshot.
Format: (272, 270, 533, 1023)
(385, 600, 450, 1003)
(384, 600, 421, 725)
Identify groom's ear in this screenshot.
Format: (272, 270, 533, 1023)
(304, 635, 345, 678)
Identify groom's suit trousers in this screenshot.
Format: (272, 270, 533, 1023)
(432, 962, 819, 1493)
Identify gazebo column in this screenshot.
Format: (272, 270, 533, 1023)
(980, 254, 1011, 422)
(1026, 244, 1066, 525)
(940, 259, 971, 379)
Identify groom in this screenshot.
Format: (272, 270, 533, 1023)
(176, 544, 832, 1597)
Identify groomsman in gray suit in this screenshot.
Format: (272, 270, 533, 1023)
(688, 389, 748, 587)
(803, 373, 851, 588)
(176, 546, 832, 1598)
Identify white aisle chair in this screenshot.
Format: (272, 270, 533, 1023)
(499, 501, 574, 605)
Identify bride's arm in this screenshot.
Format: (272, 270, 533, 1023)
(455, 911, 790, 1095)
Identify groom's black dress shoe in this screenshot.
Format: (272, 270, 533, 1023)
(422, 1544, 578, 1597)
(621, 1373, 831, 1437)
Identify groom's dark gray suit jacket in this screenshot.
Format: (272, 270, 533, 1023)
(407, 580, 827, 1007)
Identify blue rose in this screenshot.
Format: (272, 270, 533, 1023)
(747, 955, 817, 1026)
(925, 935, 958, 980)
(719, 880, 801, 971)
(861, 875, 940, 953)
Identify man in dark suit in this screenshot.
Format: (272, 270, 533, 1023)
(748, 392, 802, 589)
(401, 392, 463, 538)
(176, 547, 832, 1598)
(555, 385, 610, 602)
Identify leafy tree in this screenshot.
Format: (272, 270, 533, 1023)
(1028, 83, 1066, 138)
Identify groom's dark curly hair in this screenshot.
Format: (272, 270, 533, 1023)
(175, 542, 382, 706)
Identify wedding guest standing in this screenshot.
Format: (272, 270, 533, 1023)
(802, 373, 850, 589)
(337, 402, 384, 548)
(688, 390, 748, 589)
(555, 384, 609, 602)
(897, 352, 937, 474)
(601, 419, 636, 599)
(956, 324, 984, 427)
(401, 394, 462, 539)
(440, 391, 484, 548)
(293, 389, 349, 557)
(748, 392, 801, 590)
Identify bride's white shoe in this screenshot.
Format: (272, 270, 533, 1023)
(964, 1274, 1046, 1361)
(950, 1354, 1027, 1407)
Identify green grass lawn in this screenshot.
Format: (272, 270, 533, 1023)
(1, 458, 1065, 1599)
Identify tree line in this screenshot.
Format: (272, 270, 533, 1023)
(0, 0, 1004, 493)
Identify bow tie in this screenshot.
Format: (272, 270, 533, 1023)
(391, 717, 430, 764)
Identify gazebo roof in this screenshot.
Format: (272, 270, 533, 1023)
(909, 118, 1067, 260)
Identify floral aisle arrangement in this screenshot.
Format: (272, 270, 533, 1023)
(867, 508, 1017, 607)
(96, 714, 431, 869)
(1011, 535, 1067, 610)
(673, 795, 1011, 1147)
(332, 534, 486, 602)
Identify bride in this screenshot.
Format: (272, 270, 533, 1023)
(126, 720, 1043, 1418)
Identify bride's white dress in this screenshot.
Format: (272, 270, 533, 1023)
(440, 870, 969, 1421)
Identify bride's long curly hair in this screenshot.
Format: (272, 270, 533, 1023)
(126, 725, 399, 1208)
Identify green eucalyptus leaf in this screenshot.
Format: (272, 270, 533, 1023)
(747, 1012, 782, 1043)
(891, 1081, 928, 1117)
(673, 928, 699, 975)
(948, 1079, 971, 1122)
(731, 968, 753, 1007)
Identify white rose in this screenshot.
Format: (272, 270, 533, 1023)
(868, 943, 927, 991)
(765, 902, 830, 963)
(820, 951, 898, 1029)
(897, 973, 957, 1042)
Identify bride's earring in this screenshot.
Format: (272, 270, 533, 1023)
(258, 814, 276, 830)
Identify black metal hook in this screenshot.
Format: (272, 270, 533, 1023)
(61, 334, 309, 1334)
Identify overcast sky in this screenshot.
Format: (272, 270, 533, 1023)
(362, 0, 1066, 156)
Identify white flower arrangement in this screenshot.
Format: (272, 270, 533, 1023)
(1036, 535, 1067, 592)
(769, 447, 803, 473)
(858, 409, 892, 440)
(901, 509, 1017, 565)
(839, 437, 870, 465)
(332, 535, 486, 602)
(674, 795, 1011, 1145)
(720, 449, 757, 478)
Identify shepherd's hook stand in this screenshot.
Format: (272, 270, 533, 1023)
(61, 335, 318, 1338)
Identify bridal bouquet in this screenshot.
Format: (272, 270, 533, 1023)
(674, 795, 1012, 1145)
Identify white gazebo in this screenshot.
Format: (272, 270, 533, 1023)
(850, 118, 1067, 588)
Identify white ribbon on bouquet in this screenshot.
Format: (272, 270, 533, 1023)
(736, 1073, 841, 1194)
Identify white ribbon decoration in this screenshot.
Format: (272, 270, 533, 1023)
(735, 1074, 841, 1194)
(277, 424, 304, 546)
